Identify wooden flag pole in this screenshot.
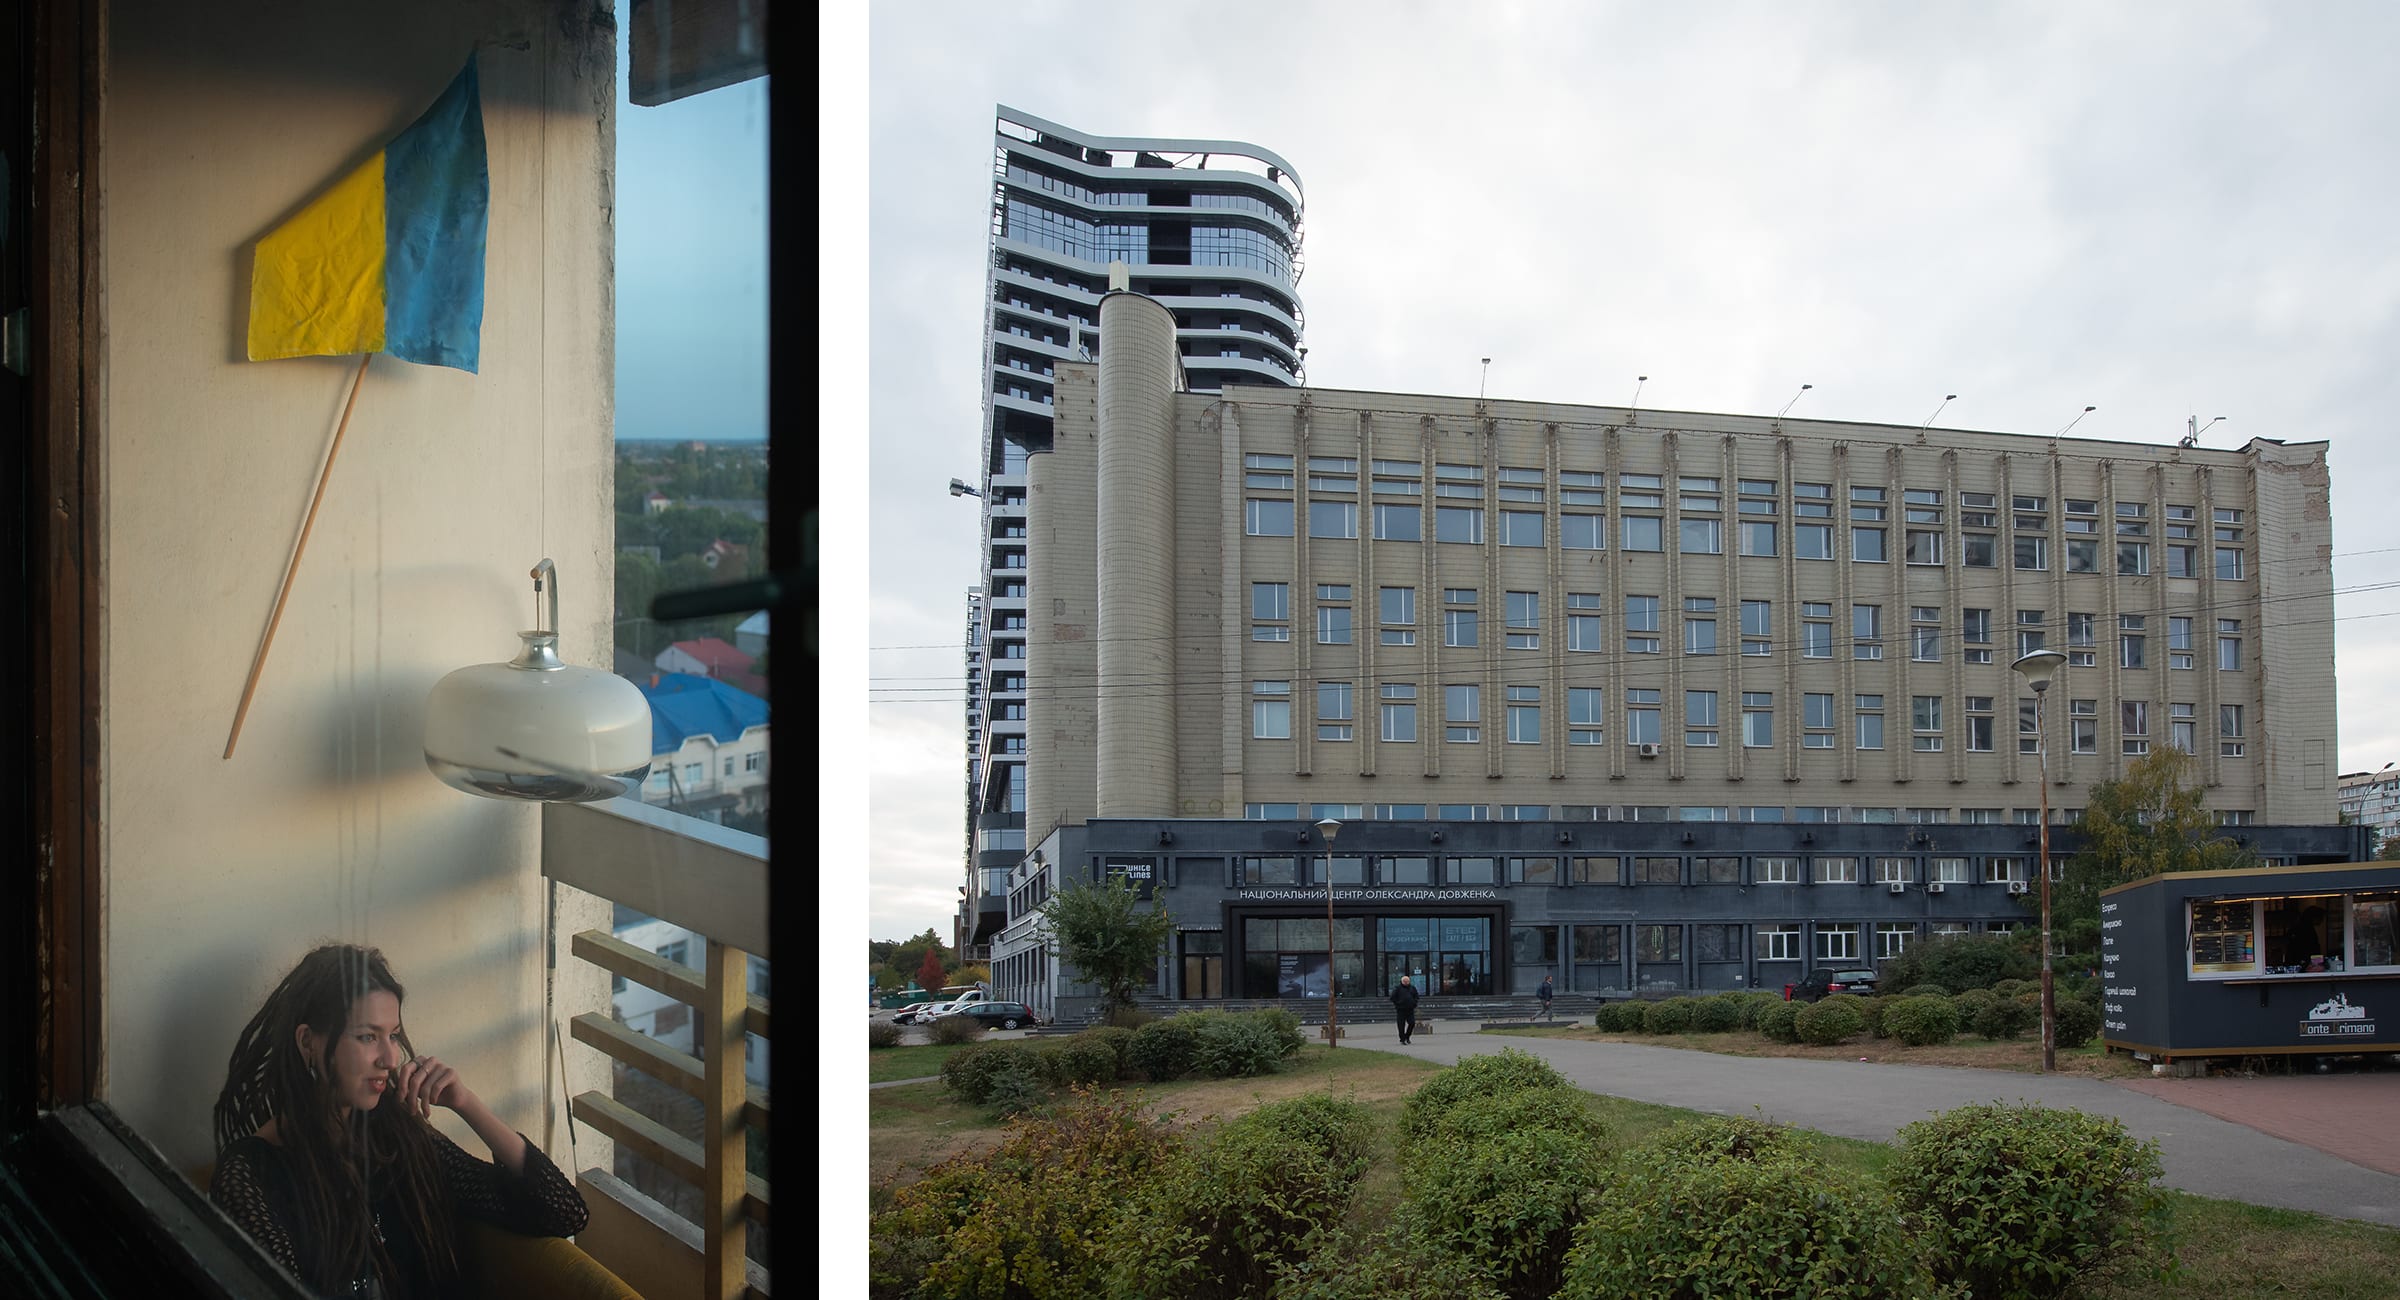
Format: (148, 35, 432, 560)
(224, 354, 372, 759)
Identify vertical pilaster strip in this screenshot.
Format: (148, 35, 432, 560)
(1422, 416, 1441, 780)
(1722, 435, 1743, 785)
(1358, 409, 1377, 780)
(1605, 426, 1626, 784)
(1888, 446, 1912, 788)
(1779, 437, 1801, 784)
(1546, 422, 1567, 781)
(1943, 449, 1965, 786)
(1483, 413, 1504, 781)
(1220, 405, 1247, 814)
(1095, 290, 1180, 816)
(1663, 430, 1685, 783)
(1293, 402, 1314, 779)
(1835, 443, 1858, 787)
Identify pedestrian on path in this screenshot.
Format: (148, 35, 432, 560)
(1390, 974, 1419, 1044)
(1536, 975, 1555, 1022)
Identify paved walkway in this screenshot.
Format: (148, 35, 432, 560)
(1361, 1020, 2400, 1227)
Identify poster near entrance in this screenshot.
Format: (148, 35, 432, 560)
(1277, 952, 1329, 998)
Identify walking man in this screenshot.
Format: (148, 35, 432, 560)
(1536, 974, 1556, 1022)
(1390, 973, 1419, 1045)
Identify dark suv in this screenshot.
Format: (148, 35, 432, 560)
(937, 1001, 1040, 1031)
(1786, 968, 1879, 1002)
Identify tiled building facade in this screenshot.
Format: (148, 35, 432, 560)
(990, 289, 2360, 1021)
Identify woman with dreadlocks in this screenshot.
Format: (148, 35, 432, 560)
(210, 944, 589, 1298)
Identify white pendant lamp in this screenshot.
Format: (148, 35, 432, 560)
(423, 559, 653, 802)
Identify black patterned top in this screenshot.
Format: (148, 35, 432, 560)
(211, 1129, 588, 1299)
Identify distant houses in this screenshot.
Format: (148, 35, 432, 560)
(655, 636, 766, 699)
(634, 671, 769, 824)
(734, 610, 768, 658)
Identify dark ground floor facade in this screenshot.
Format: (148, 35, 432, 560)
(991, 816, 2371, 1024)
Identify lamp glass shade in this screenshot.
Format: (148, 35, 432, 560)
(424, 629, 653, 802)
(2010, 648, 2068, 692)
(1315, 817, 1341, 843)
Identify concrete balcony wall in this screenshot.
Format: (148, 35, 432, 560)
(100, 0, 618, 1176)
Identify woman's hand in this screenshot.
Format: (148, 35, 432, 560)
(392, 1055, 481, 1122)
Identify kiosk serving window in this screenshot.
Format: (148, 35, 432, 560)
(2185, 889, 2400, 978)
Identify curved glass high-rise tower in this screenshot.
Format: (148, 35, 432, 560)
(959, 107, 1307, 961)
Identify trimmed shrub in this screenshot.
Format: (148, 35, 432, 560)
(1591, 1001, 1641, 1033)
(1559, 1124, 1930, 1299)
(1640, 996, 1697, 1034)
(1403, 1095, 1614, 1298)
(1271, 1220, 1508, 1300)
(1860, 995, 1894, 1039)
(1128, 1014, 1201, 1081)
(1103, 1003, 1154, 1030)
(1884, 995, 1961, 1047)
(1637, 1114, 1806, 1167)
(1950, 986, 2000, 1019)
(1972, 994, 2037, 1041)
(1755, 997, 1802, 1044)
(1074, 1025, 1137, 1080)
(1105, 1098, 1372, 1299)
(1400, 1049, 1574, 1143)
(1888, 1102, 2173, 1299)
(1992, 978, 2033, 999)
(1906, 983, 1952, 999)
(2056, 995, 2102, 1049)
(1733, 989, 1784, 1029)
(1190, 1009, 1301, 1079)
(867, 1020, 902, 1049)
(940, 1041, 1034, 1104)
(1689, 994, 1742, 1033)
(927, 1013, 986, 1045)
(1795, 995, 1868, 1046)
(1880, 931, 2038, 995)
(868, 1090, 1181, 1300)
(1037, 1034, 1121, 1088)
(983, 1056, 1052, 1120)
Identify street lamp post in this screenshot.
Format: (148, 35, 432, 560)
(2012, 649, 2068, 1073)
(1316, 817, 1341, 1047)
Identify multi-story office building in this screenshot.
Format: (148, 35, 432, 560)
(956, 108, 1307, 959)
(989, 288, 2364, 1022)
(2337, 768, 2400, 854)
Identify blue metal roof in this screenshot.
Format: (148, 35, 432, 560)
(639, 672, 768, 756)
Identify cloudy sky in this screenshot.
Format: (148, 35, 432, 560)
(835, 2, 2400, 945)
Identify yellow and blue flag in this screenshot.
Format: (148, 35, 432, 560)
(248, 55, 488, 373)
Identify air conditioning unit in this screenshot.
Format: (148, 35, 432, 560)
(1637, 743, 1662, 759)
(2008, 881, 2030, 895)
(1926, 882, 1946, 894)
(1887, 881, 1907, 894)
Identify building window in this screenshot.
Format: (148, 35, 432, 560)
(2168, 616, 2193, 670)
(2014, 534, 2049, 571)
(2169, 702, 2196, 754)
(1852, 527, 1887, 563)
(1983, 857, 2025, 885)
(1876, 923, 1914, 959)
(745, 752, 764, 773)
(1567, 592, 1603, 652)
(1569, 688, 1605, 746)
(1737, 600, 1772, 656)
(1626, 689, 1662, 745)
(1381, 683, 1417, 742)
(1619, 473, 1663, 507)
(2070, 698, 2098, 754)
(1622, 514, 1664, 551)
(1445, 685, 1481, 743)
(1245, 498, 1294, 536)
(1380, 586, 1415, 646)
(1932, 857, 1970, 884)
(1243, 452, 1293, 487)
(1308, 456, 1358, 492)
(1852, 605, 1882, 660)
(1561, 513, 1605, 549)
(1439, 804, 1491, 821)
(1757, 924, 1803, 961)
(1371, 502, 1420, 541)
(1961, 607, 1992, 663)
(1509, 857, 1559, 886)
(1817, 925, 1862, 961)
(1876, 857, 1914, 885)
(1309, 500, 1358, 539)
(1572, 857, 1621, 885)
(1252, 581, 1289, 642)
(1500, 510, 1544, 547)
(1380, 855, 1433, 885)
(1912, 696, 1943, 751)
(1680, 517, 1722, 554)
(1507, 686, 1542, 744)
(2118, 614, 2146, 669)
(1685, 690, 1719, 747)
(1316, 597, 1352, 645)
(1506, 590, 1541, 650)
(1444, 607, 1479, 648)
(1636, 925, 1682, 962)
(1795, 522, 1833, 560)
(1683, 597, 1717, 655)
(1966, 696, 1995, 752)
(1435, 506, 1484, 544)
(2121, 700, 2150, 755)
(1742, 693, 1774, 748)
(1803, 693, 1835, 749)
(1252, 681, 1291, 739)
(1318, 682, 1354, 741)
(2118, 540, 2150, 575)
(2016, 609, 2046, 659)
(1906, 529, 1943, 565)
(1447, 857, 1498, 885)
(1625, 595, 1662, 654)
(1911, 607, 1941, 662)
(1856, 696, 1885, 750)
(2218, 619, 2241, 670)
(1246, 804, 1300, 821)
(1755, 857, 1800, 885)
(1498, 466, 1544, 502)
(1372, 460, 1423, 488)
(2064, 611, 2097, 667)
(1816, 856, 1859, 885)
(1801, 602, 1832, 659)
(1739, 518, 1777, 556)
(2220, 704, 2246, 757)
(1435, 462, 1483, 498)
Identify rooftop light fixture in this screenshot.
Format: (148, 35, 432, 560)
(423, 559, 652, 802)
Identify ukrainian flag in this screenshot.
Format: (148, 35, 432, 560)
(248, 56, 488, 373)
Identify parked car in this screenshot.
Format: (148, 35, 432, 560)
(1786, 968, 1880, 1002)
(934, 1001, 1040, 1031)
(894, 999, 957, 1026)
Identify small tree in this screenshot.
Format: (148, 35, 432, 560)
(2058, 749, 2257, 960)
(915, 946, 948, 991)
(1039, 873, 1176, 1019)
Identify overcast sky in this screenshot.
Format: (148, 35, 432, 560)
(838, 2, 2400, 945)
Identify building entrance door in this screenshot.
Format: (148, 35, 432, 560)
(1180, 932, 1223, 999)
(1381, 953, 1431, 998)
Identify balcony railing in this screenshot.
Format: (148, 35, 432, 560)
(543, 797, 770, 1300)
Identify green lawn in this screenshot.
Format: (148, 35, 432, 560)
(869, 1041, 2400, 1298)
(866, 1041, 977, 1084)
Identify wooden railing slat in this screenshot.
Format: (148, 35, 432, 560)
(570, 1090, 702, 1185)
